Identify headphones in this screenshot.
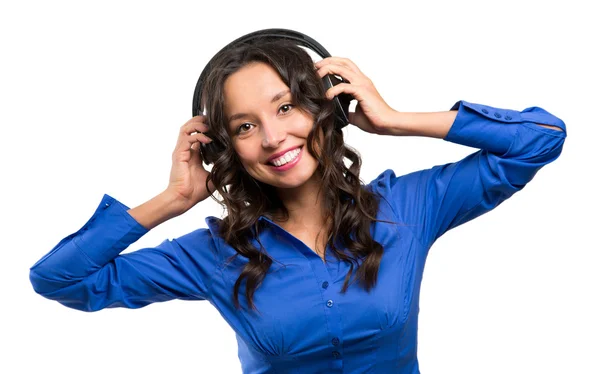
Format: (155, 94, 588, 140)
(191, 28, 353, 165)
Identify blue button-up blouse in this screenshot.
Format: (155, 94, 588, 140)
(29, 100, 567, 373)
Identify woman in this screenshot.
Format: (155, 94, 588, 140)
(29, 40, 566, 373)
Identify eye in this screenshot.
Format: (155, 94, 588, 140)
(236, 122, 255, 135)
(279, 104, 294, 114)
(234, 104, 294, 135)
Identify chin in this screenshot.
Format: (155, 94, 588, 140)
(273, 170, 318, 189)
(256, 161, 319, 190)
(273, 177, 313, 189)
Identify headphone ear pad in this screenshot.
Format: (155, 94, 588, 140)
(321, 74, 352, 129)
(199, 131, 226, 165)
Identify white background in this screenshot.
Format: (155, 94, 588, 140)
(1, 0, 598, 373)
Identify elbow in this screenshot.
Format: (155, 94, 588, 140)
(29, 267, 97, 312)
(523, 105, 567, 136)
(29, 267, 46, 295)
(516, 118, 567, 163)
(527, 132, 566, 166)
(538, 110, 567, 134)
(29, 266, 60, 296)
(536, 123, 564, 133)
(542, 117, 567, 160)
(29, 263, 74, 300)
(495, 125, 566, 188)
(536, 114, 567, 135)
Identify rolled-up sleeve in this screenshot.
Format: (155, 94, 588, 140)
(373, 100, 566, 252)
(29, 194, 218, 311)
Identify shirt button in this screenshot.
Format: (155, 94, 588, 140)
(505, 115, 512, 120)
(326, 300, 334, 307)
(332, 351, 340, 359)
(322, 281, 329, 289)
(482, 108, 489, 114)
(332, 337, 340, 346)
(104, 203, 110, 209)
(494, 112, 502, 118)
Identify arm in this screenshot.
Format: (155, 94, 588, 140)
(29, 194, 219, 311)
(314, 58, 566, 250)
(383, 105, 564, 138)
(371, 100, 567, 251)
(126, 190, 188, 230)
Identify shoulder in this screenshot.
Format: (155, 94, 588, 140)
(366, 169, 398, 190)
(170, 216, 226, 260)
(366, 168, 426, 197)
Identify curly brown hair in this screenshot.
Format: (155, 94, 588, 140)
(200, 38, 387, 312)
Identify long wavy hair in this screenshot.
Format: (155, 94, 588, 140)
(200, 38, 386, 312)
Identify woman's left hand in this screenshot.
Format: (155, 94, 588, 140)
(314, 57, 396, 135)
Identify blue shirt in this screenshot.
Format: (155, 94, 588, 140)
(29, 100, 566, 373)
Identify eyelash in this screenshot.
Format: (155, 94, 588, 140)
(235, 104, 295, 134)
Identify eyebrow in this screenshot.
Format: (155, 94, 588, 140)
(228, 89, 291, 123)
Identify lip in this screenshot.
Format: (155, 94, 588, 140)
(266, 146, 303, 163)
(267, 146, 303, 172)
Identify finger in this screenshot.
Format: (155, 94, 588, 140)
(347, 108, 369, 131)
(174, 118, 207, 153)
(190, 141, 201, 151)
(181, 118, 209, 135)
(315, 57, 362, 74)
(174, 132, 212, 157)
(336, 57, 362, 74)
(187, 132, 213, 145)
(324, 82, 360, 100)
(189, 139, 206, 161)
(187, 134, 212, 163)
(316, 63, 362, 84)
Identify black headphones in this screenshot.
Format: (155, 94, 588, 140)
(191, 28, 353, 165)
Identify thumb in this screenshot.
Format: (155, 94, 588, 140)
(189, 142, 203, 165)
(348, 106, 371, 132)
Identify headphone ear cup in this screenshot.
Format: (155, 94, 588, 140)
(322, 74, 352, 129)
(199, 130, 225, 165)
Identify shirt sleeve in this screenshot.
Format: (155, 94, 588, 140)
(371, 100, 566, 253)
(29, 194, 219, 312)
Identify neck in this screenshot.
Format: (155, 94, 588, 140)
(273, 172, 327, 229)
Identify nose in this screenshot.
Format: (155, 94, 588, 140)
(261, 120, 286, 148)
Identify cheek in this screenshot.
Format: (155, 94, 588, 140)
(234, 146, 260, 168)
(297, 111, 315, 133)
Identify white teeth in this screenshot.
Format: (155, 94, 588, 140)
(271, 148, 301, 167)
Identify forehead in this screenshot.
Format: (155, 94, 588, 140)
(223, 62, 289, 111)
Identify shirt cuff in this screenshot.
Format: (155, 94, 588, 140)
(443, 100, 524, 154)
(74, 194, 149, 266)
(31, 194, 149, 275)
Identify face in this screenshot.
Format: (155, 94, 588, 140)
(223, 62, 320, 190)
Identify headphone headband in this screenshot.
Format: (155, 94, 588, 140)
(193, 28, 337, 117)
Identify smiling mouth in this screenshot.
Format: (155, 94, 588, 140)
(268, 146, 303, 167)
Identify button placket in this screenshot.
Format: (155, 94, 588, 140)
(309, 255, 343, 368)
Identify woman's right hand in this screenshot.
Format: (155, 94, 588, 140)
(165, 115, 215, 211)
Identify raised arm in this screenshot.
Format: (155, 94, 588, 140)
(30, 114, 221, 311)
(371, 100, 566, 252)
(29, 194, 219, 311)
(384, 101, 564, 138)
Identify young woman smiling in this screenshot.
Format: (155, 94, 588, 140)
(30, 39, 566, 373)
